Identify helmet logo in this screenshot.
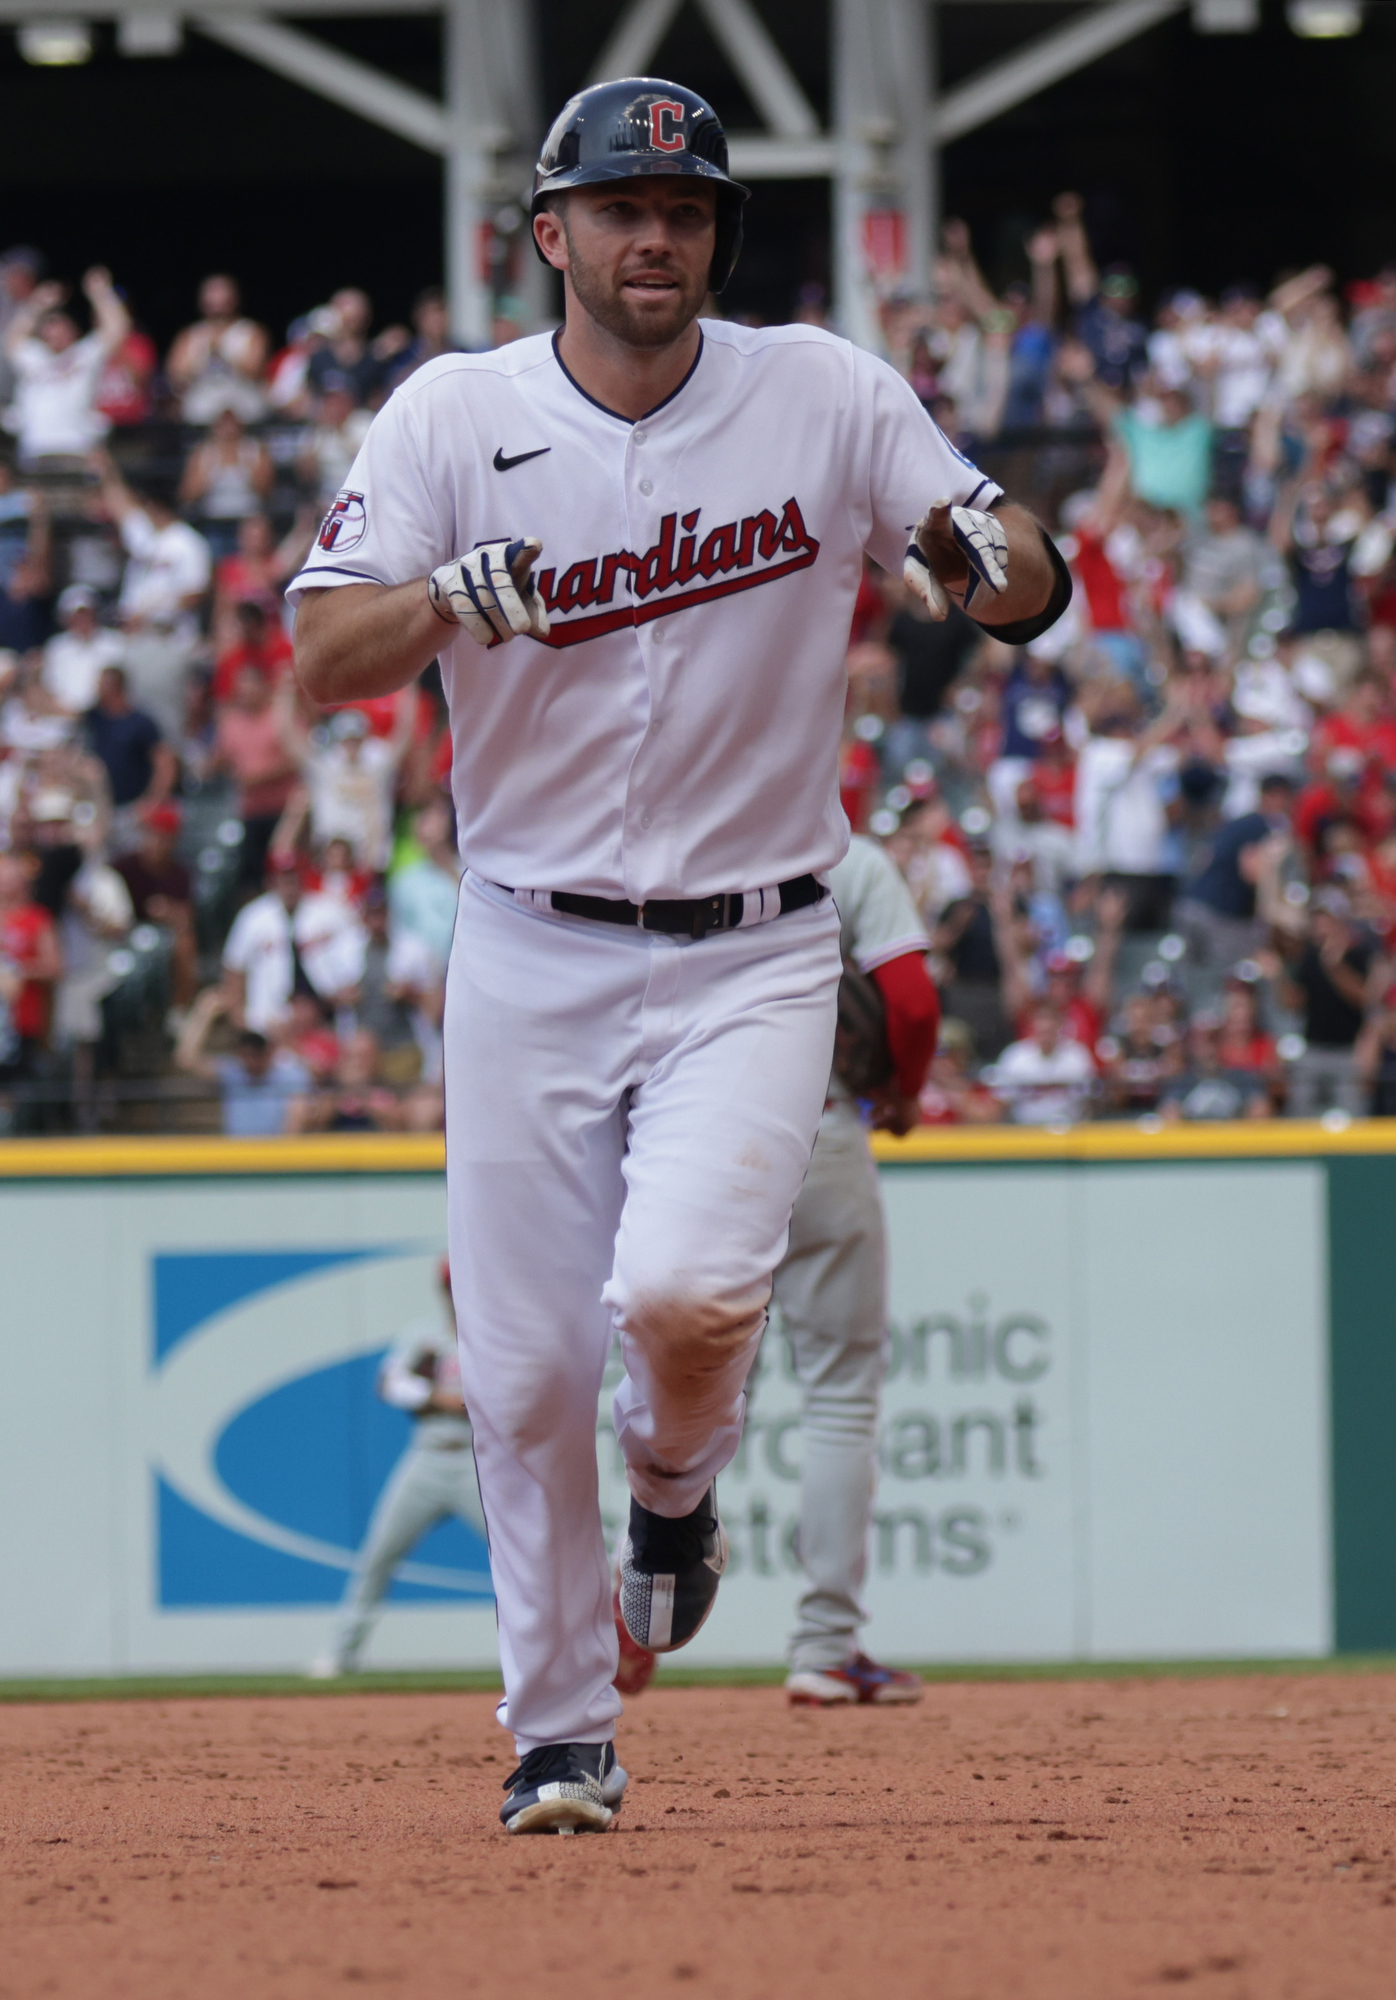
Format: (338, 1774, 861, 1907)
(648, 99, 686, 152)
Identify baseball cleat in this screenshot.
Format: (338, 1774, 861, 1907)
(499, 1741, 622, 1834)
(618, 1484, 728, 1652)
(785, 1652, 925, 1707)
(613, 1575, 659, 1695)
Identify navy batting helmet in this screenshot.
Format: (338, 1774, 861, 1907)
(531, 77, 748, 293)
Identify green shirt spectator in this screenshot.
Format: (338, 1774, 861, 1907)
(1115, 391, 1214, 518)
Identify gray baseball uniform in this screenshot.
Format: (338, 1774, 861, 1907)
(771, 835, 929, 1674)
(330, 1301, 488, 1672)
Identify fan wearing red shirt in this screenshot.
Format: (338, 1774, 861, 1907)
(211, 600, 295, 705)
(0, 850, 62, 1074)
(1001, 885, 1128, 1053)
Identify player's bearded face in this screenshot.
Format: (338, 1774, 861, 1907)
(557, 184, 716, 349)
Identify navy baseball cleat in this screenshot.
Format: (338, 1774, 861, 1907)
(499, 1741, 626, 1835)
(618, 1484, 729, 1652)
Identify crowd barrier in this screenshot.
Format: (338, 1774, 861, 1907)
(2, 1122, 1393, 1676)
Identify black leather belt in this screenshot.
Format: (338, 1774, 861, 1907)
(516, 874, 825, 941)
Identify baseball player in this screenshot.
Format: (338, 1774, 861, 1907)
(775, 834, 937, 1705)
(290, 77, 1068, 1835)
(311, 1261, 488, 1677)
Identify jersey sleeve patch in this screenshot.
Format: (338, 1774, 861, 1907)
(317, 490, 368, 553)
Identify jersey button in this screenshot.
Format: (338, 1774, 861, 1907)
(633, 428, 648, 445)
(638, 478, 653, 496)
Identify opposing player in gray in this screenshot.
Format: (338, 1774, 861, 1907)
(312, 1262, 487, 1677)
(775, 835, 936, 1704)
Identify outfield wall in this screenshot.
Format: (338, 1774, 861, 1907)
(1, 1125, 1392, 1677)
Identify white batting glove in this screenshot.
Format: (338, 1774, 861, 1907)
(429, 537, 550, 646)
(904, 503, 1010, 618)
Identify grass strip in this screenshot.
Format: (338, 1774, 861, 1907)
(2, 1655, 1395, 1704)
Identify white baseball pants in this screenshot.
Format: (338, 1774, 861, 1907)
(333, 1431, 487, 1671)
(445, 875, 841, 1753)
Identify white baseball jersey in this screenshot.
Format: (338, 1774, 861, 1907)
(287, 321, 1000, 903)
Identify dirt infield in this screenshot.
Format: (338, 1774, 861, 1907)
(4, 1675, 1396, 1999)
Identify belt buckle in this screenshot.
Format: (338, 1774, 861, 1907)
(691, 893, 726, 940)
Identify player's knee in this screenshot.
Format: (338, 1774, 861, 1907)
(615, 1274, 768, 1383)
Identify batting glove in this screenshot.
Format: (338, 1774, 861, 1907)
(429, 537, 550, 646)
(904, 503, 1010, 619)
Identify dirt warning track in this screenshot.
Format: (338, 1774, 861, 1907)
(3, 1676, 1396, 1999)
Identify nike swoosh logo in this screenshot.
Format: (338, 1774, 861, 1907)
(493, 446, 551, 472)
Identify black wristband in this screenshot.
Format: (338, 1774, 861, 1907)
(970, 525, 1072, 647)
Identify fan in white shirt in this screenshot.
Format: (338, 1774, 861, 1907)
(2, 267, 130, 464)
(42, 586, 125, 715)
(221, 856, 367, 1033)
(990, 1004, 1096, 1125)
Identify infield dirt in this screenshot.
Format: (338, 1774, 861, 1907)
(3, 1675, 1396, 1998)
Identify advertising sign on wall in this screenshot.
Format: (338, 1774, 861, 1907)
(0, 1146, 1335, 1678)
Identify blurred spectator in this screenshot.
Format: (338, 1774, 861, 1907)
(1274, 886, 1373, 1116)
(1074, 688, 1181, 930)
(42, 585, 124, 716)
(990, 776, 1077, 898)
(1053, 193, 1147, 391)
(1175, 772, 1296, 967)
(166, 275, 268, 426)
(1355, 985, 1396, 1116)
(350, 881, 439, 1088)
(3, 267, 130, 467)
(1180, 492, 1270, 641)
(0, 467, 49, 655)
(1158, 1016, 1271, 1122)
(281, 694, 414, 874)
(210, 600, 293, 705)
(211, 512, 305, 654)
(1098, 989, 1183, 1115)
(389, 796, 461, 974)
(384, 286, 460, 391)
(95, 315, 157, 430)
(286, 1027, 409, 1133)
(0, 247, 44, 404)
(220, 855, 364, 1036)
(178, 407, 273, 560)
(932, 840, 1009, 1056)
(95, 452, 211, 744)
(1216, 968, 1280, 1099)
(209, 666, 299, 890)
(299, 376, 373, 508)
(881, 585, 982, 778)
(82, 665, 174, 825)
(174, 986, 310, 1136)
(114, 803, 196, 1007)
(0, 848, 61, 1097)
(306, 289, 386, 407)
(987, 649, 1074, 821)
(917, 1016, 1003, 1124)
(49, 796, 132, 1128)
(989, 1003, 1096, 1125)
(998, 883, 1126, 1047)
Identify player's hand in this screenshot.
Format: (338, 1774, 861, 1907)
(868, 1086, 921, 1137)
(428, 537, 550, 647)
(904, 503, 1009, 619)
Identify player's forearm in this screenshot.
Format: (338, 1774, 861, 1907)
(969, 504, 1056, 628)
(294, 581, 447, 704)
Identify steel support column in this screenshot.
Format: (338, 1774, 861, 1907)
(443, 0, 542, 346)
(833, 0, 934, 351)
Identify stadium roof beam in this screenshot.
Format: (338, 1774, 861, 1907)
(936, 0, 1186, 143)
(0, 0, 1193, 344)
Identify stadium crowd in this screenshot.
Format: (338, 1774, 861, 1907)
(3, 198, 1396, 1133)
